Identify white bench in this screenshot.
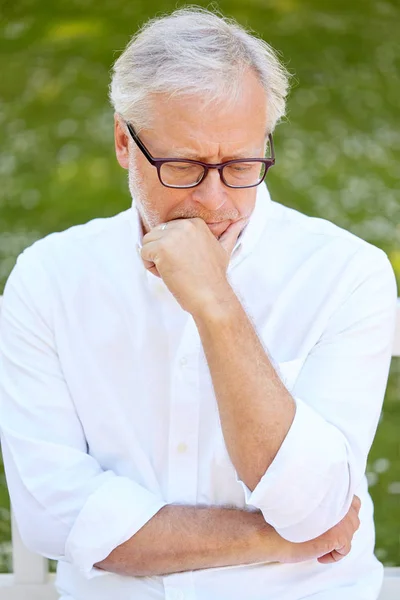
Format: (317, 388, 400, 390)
(0, 296, 399, 599)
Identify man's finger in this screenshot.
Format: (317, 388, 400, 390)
(145, 263, 161, 278)
(317, 543, 351, 564)
(142, 222, 173, 244)
(352, 495, 361, 514)
(139, 241, 163, 278)
(141, 240, 161, 264)
(335, 544, 350, 556)
(317, 551, 341, 564)
(140, 251, 161, 277)
(218, 219, 247, 255)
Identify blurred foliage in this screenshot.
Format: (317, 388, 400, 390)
(0, 0, 399, 571)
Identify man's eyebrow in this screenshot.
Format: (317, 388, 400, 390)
(167, 147, 263, 160)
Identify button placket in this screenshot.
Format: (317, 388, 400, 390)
(167, 316, 201, 505)
(179, 356, 188, 367)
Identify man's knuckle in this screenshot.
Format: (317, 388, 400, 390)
(338, 543, 351, 558)
(320, 537, 334, 554)
(336, 534, 348, 549)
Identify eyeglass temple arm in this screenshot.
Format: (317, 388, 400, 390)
(125, 122, 157, 164)
(267, 133, 275, 161)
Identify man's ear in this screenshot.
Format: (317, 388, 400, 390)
(114, 113, 130, 170)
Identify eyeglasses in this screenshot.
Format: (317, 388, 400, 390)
(125, 121, 275, 189)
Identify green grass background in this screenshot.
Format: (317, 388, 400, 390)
(0, 0, 399, 571)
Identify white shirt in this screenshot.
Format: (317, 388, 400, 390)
(0, 184, 397, 600)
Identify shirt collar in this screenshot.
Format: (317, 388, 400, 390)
(131, 183, 272, 283)
(228, 182, 272, 269)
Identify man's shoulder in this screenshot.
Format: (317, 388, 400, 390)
(268, 199, 387, 264)
(18, 208, 133, 268)
(2, 209, 136, 317)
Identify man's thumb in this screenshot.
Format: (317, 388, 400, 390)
(218, 219, 246, 255)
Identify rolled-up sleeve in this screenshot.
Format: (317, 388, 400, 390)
(0, 250, 167, 579)
(235, 249, 398, 543)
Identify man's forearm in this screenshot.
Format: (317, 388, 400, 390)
(193, 291, 296, 492)
(94, 504, 278, 576)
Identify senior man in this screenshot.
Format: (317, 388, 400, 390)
(0, 7, 397, 600)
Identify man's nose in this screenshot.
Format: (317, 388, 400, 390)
(190, 168, 228, 212)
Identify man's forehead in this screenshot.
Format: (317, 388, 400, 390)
(145, 129, 269, 160)
(145, 78, 269, 159)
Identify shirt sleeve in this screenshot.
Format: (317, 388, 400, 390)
(234, 248, 398, 543)
(0, 248, 167, 579)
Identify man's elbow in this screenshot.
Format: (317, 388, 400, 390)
(13, 508, 69, 561)
(271, 491, 355, 544)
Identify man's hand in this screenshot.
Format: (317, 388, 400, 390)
(140, 217, 246, 316)
(271, 495, 361, 565)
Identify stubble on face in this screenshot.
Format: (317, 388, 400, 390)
(128, 153, 244, 239)
(128, 154, 160, 235)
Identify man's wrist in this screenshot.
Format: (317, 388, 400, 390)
(191, 283, 240, 326)
(250, 516, 285, 564)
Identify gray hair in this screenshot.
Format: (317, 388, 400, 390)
(109, 6, 292, 133)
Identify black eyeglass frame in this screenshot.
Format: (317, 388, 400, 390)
(125, 121, 275, 189)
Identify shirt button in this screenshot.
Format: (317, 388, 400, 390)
(179, 356, 188, 367)
(177, 442, 188, 454)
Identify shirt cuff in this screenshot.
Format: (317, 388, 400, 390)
(64, 475, 167, 579)
(235, 396, 351, 543)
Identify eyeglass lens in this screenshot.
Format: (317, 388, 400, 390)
(159, 161, 267, 188)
